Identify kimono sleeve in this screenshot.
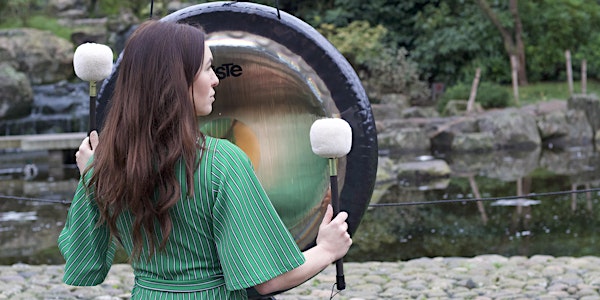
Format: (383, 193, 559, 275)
(57, 172, 116, 286)
(211, 141, 305, 291)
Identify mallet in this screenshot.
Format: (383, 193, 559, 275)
(309, 117, 352, 291)
(73, 42, 113, 134)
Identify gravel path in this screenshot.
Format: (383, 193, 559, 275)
(2, 255, 600, 299)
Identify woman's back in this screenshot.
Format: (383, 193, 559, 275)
(60, 137, 305, 299)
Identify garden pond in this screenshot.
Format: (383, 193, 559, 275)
(0, 145, 598, 265)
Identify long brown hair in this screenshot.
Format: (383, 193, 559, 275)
(88, 20, 205, 260)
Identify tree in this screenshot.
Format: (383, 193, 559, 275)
(475, 0, 528, 85)
(408, 1, 504, 85)
(522, 0, 600, 81)
(4, 0, 37, 26)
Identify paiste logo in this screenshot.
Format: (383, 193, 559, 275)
(213, 63, 243, 80)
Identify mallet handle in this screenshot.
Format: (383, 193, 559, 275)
(329, 158, 346, 290)
(89, 81, 97, 134)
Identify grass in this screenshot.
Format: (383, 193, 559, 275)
(508, 79, 600, 106)
(0, 15, 73, 41)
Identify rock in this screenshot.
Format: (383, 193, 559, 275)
(442, 99, 483, 116)
(106, 11, 139, 54)
(378, 127, 430, 154)
(563, 110, 594, 146)
(0, 28, 74, 85)
(0, 63, 33, 119)
(380, 93, 410, 106)
(58, 18, 108, 46)
(371, 94, 410, 121)
(452, 131, 495, 152)
(536, 110, 570, 139)
(401, 106, 439, 118)
(396, 159, 451, 182)
(525, 101, 594, 149)
(371, 103, 403, 121)
(568, 93, 600, 134)
(476, 108, 541, 150)
(49, 0, 86, 14)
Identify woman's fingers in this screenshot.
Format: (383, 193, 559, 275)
(78, 137, 91, 155)
(76, 135, 95, 175)
(320, 204, 334, 226)
(89, 130, 99, 150)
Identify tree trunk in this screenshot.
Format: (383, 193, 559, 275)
(475, 0, 528, 85)
(509, 0, 528, 85)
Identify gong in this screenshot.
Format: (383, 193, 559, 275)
(97, 1, 378, 251)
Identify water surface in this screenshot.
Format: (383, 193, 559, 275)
(0, 147, 598, 264)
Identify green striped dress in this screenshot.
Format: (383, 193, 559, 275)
(58, 137, 306, 299)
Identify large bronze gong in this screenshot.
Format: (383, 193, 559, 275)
(97, 2, 377, 251)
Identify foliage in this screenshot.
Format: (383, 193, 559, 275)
(411, 1, 509, 85)
(437, 81, 510, 113)
(318, 21, 430, 103)
(316, 0, 434, 48)
(318, 21, 388, 67)
(0, 0, 45, 27)
(3, 0, 600, 100)
(413, 0, 600, 85)
(361, 47, 431, 103)
(521, 0, 600, 81)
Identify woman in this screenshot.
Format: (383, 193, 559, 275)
(60, 20, 351, 299)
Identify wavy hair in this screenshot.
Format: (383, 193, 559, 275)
(88, 20, 205, 261)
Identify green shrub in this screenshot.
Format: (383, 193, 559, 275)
(438, 82, 510, 113)
(318, 21, 388, 68)
(318, 21, 430, 104)
(361, 47, 430, 104)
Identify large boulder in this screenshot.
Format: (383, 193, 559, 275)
(0, 63, 33, 119)
(371, 93, 410, 121)
(0, 28, 74, 85)
(476, 108, 541, 150)
(525, 100, 594, 149)
(378, 125, 431, 154)
(49, 0, 86, 11)
(568, 93, 600, 135)
(451, 131, 495, 152)
(61, 18, 109, 46)
(441, 99, 483, 116)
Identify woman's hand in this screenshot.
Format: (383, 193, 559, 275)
(315, 204, 352, 262)
(254, 204, 352, 295)
(75, 130, 99, 175)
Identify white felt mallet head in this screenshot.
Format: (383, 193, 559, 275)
(73, 43, 114, 82)
(310, 117, 351, 291)
(310, 118, 352, 158)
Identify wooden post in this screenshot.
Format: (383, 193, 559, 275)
(467, 68, 481, 113)
(510, 55, 520, 106)
(582, 59, 587, 94)
(565, 50, 573, 95)
(468, 175, 488, 224)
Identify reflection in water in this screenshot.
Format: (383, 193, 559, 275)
(0, 187, 73, 265)
(347, 147, 599, 262)
(0, 147, 599, 264)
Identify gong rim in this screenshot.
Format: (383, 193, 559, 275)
(97, 1, 378, 242)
